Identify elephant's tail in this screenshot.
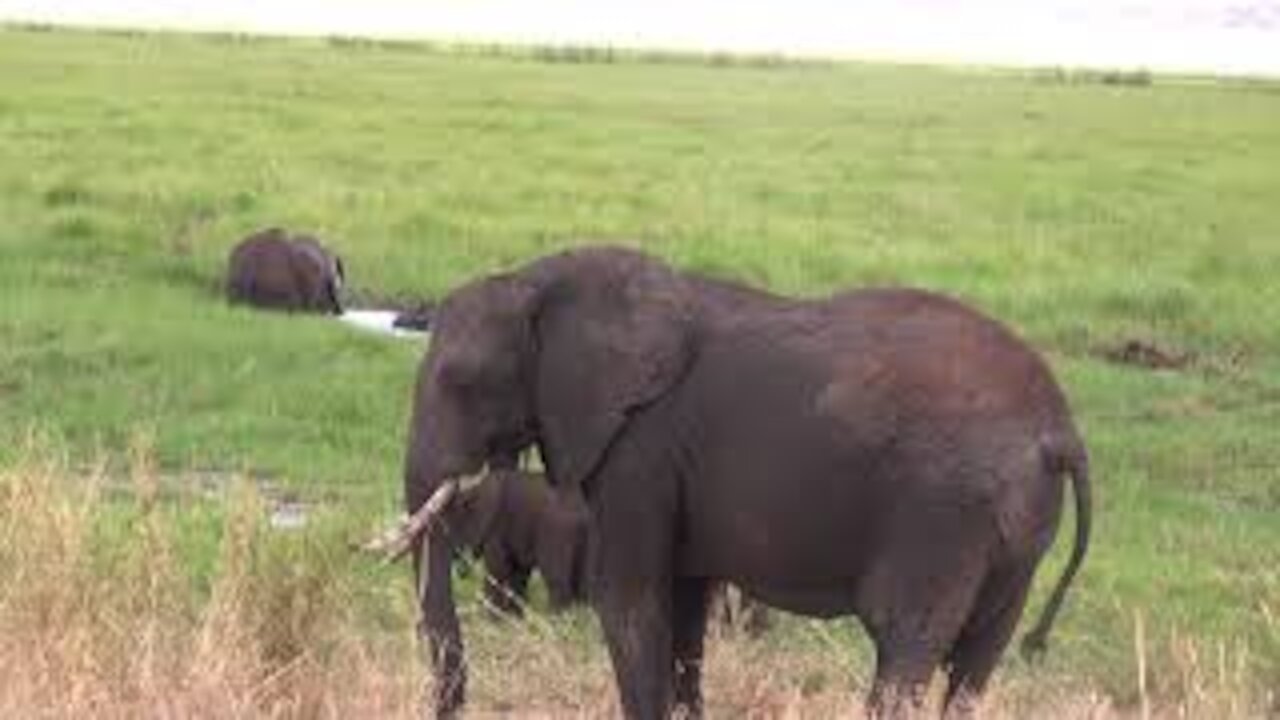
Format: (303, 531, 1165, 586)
(1020, 437, 1092, 660)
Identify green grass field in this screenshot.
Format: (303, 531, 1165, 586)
(1, 25, 1278, 715)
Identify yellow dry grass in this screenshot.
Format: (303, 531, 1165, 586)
(0, 449, 1272, 719)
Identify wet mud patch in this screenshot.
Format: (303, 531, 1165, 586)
(390, 300, 434, 331)
(1092, 336, 1260, 380)
(94, 466, 330, 531)
(1094, 337, 1194, 371)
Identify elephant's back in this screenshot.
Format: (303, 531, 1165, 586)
(824, 288, 1080, 551)
(228, 228, 291, 263)
(226, 230, 300, 304)
(824, 287, 1072, 432)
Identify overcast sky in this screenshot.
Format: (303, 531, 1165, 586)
(2, 0, 1278, 76)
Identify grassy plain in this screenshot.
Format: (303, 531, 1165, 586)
(1, 25, 1278, 716)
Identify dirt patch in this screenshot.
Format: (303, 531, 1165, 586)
(1095, 338, 1194, 371)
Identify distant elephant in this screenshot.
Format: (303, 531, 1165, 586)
(400, 246, 1091, 719)
(226, 227, 345, 313)
(445, 469, 590, 615)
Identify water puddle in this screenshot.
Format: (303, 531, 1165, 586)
(268, 500, 312, 530)
(94, 467, 327, 531)
(337, 309, 428, 340)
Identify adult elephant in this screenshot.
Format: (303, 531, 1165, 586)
(401, 246, 1091, 719)
(226, 227, 345, 314)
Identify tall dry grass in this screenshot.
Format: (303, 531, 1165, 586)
(0, 444, 423, 718)
(0, 447, 1273, 718)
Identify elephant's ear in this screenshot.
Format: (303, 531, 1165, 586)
(530, 249, 693, 490)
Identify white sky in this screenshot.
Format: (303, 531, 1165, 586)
(2, 0, 1278, 76)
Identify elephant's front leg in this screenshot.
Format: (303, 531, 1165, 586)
(590, 441, 684, 718)
(598, 582, 674, 720)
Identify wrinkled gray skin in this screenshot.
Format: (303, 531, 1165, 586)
(403, 246, 1091, 719)
(446, 469, 590, 615)
(226, 228, 345, 314)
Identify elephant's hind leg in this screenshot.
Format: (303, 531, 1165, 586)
(861, 536, 991, 718)
(941, 565, 1036, 719)
(672, 577, 712, 717)
(867, 636, 947, 719)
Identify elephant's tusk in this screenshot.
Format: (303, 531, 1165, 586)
(456, 470, 488, 495)
(357, 465, 491, 563)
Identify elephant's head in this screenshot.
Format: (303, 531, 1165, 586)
(405, 246, 694, 500)
(402, 246, 694, 715)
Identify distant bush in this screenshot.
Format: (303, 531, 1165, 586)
(1037, 66, 1156, 87)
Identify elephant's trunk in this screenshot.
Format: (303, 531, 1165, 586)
(361, 465, 491, 718)
(416, 530, 465, 717)
(408, 465, 490, 718)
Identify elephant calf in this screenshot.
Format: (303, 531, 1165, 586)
(226, 227, 345, 314)
(444, 469, 590, 616)
(443, 469, 770, 633)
